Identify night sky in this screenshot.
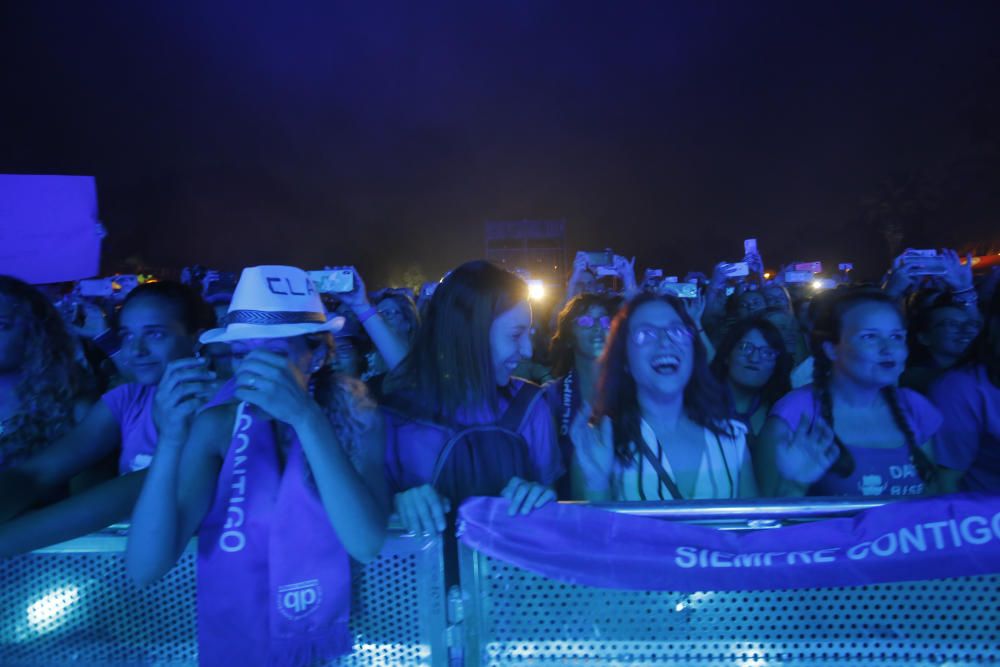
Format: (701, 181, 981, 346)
(2, 1, 999, 286)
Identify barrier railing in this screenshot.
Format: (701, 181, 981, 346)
(0, 524, 448, 667)
(455, 499, 1000, 666)
(4, 500, 999, 665)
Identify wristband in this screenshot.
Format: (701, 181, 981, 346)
(951, 286, 976, 295)
(356, 305, 379, 324)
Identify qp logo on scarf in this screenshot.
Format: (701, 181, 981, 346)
(277, 579, 323, 620)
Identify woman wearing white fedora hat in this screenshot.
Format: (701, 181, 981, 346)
(126, 265, 389, 667)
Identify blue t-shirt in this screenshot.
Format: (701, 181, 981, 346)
(769, 386, 942, 497)
(930, 364, 1000, 493)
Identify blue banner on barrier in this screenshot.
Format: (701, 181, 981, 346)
(457, 495, 1000, 591)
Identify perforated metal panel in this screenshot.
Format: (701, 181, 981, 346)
(0, 530, 446, 666)
(459, 546, 1000, 666)
(0, 542, 198, 666)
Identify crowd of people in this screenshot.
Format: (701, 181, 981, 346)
(1, 245, 998, 665)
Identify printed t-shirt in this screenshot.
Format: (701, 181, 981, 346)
(930, 364, 1000, 493)
(100, 382, 158, 474)
(769, 386, 941, 497)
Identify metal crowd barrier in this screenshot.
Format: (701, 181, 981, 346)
(0, 524, 448, 666)
(455, 499, 1000, 666)
(3, 500, 999, 666)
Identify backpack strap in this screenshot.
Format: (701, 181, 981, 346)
(497, 381, 545, 434)
(428, 382, 544, 489)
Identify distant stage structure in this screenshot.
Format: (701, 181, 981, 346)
(485, 220, 566, 285)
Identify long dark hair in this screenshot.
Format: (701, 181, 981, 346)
(384, 260, 528, 424)
(0, 276, 84, 464)
(593, 293, 734, 464)
(710, 317, 792, 408)
(810, 288, 935, 483)
(549, 293, 621, 379)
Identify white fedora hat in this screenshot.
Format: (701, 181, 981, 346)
(199, 265, 344, 345)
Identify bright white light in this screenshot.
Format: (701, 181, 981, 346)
(527, 281, 546, 301)
(812, 280, 823, 290)
(27, 586, 80, 632)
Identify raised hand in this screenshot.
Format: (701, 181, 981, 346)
(233, 349, 315, 427)
(682, 291, 707, 327)
(153, 358, 218, 444)
(940, 249, 974, 292)
(337, 267, 370, 311)
(615, 255, 638, 293)
(883, 252, 921, 298)
(570, 405, 615, 492)
(774, 414, 841, 487)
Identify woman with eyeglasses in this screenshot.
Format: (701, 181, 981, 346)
(570, 293, 757, 501)
(710, 318, 792, 444)
(930, 288, 1000, 493)
(901, 291, 982, 395)
(545, 294, 620, 498)
(756, 289, 942, 498)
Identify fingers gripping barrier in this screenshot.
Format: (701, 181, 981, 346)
(0, 527, 448, 666)
(2, 500, 999, 666)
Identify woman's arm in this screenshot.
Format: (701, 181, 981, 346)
(232, 350, 388, 562)
(341, 268, 409, 371)
(569, 411, 615, 501)
(293, 405, 388, 561)
(0, 401, 121, 522)
(0, 471, 146, 557)
(125, 408, 226, 586)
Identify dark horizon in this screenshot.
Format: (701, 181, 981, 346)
(3, 1, 999, 286)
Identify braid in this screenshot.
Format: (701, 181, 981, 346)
(882, 386, 935, 484)
(816, 376, 856, 478)
(812, 344, 855, 478)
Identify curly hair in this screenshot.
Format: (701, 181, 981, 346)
(548, 293, 622, 379)
(305, 332, 377, 468)
(593, 293, 735, 464)
(0, 276, 85, 464)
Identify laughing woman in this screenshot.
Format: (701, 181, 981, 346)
(126, 266, 388, 667)
(570, 293, 757, 501)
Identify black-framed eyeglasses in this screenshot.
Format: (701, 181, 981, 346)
(737, 341, 778, 362)
(630, 324, 693, 347)
(576, 314, 612, 331)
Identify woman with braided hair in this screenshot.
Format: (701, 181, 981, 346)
(756, 288, 942, 497)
